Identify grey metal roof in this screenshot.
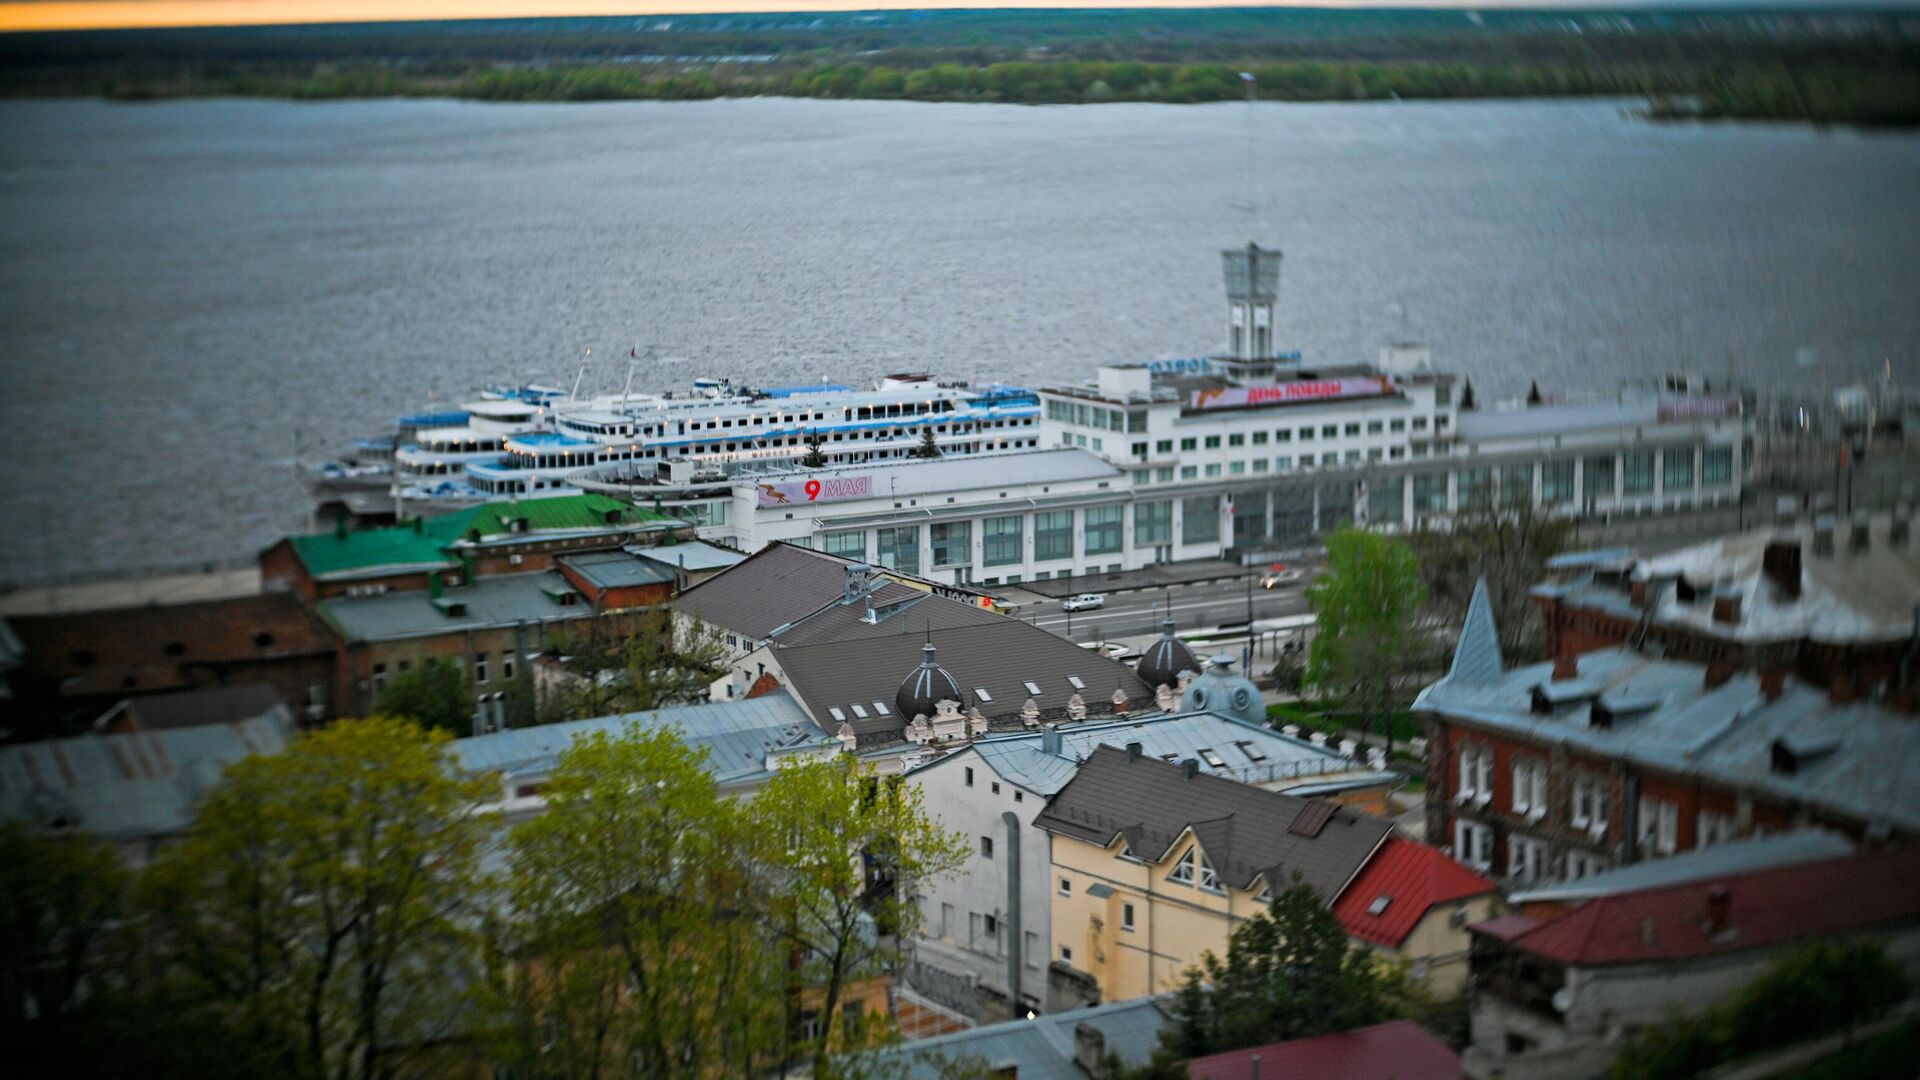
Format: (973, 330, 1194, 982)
(1456, 400, 1656, 442)
(1507, 829, 1854, 907)
(556, 550, 677, 590)
(1415, 644, 1920, 834)
(869, 996, 1170, 1080)
(100, 683, 286, 732)
(320, 571, 590, 643)
(450, 691, 826, 789)
(772, 585, 1003, 648)
(777, 621, 1154, 743)
(0, 711, 297, 839)
(1446, 578, 1505, 686)
(918, 710, 1358, 797)
(1034, 745, 1393, 901)
(741, 447, 1121, 501)
(630, 540, 746, 573)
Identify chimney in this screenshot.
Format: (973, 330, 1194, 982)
(1125, 741, 1142, 763)
(1830, 671, 1858, 706)
(1553, 653, 1580, 682)
(1182, 758, 1200, 779)
(1042, 724, 1063, 758)
(1711, 585, 1742, 626)
(1760, 668, 1787, 702)
(1850, 511, 1872, 553)
(1072, 1022, 1108, 1077)
(1761, 538, 1802, 598)
(1704, 885, 1732, 935)
(843, 563, 871, 604)
(1812, 515, 1836, 558)
(1630, 579, 1648, 608)
(1704, 661, 1736, 689)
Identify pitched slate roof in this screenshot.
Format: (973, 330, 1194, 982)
(1445, 577, 1504, 686)
(868, 995, 1169, 1080)
(1034, 745, 1392, 901)
(98, 683, 286, 732)
(777, 621, 1153, 743)
(319, 571, 590, 643)
(1331, 837, 1495, 949)
(1488, 846, 1920, 968)
(670, 543, 856, 640)
(1187, 1020, 1461, 1080)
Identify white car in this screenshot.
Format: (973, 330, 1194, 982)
(1061, 593, 1106, 612)
(1260, 569, 1305, 589)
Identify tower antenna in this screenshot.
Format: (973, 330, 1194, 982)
(1240, 70, 1258, 240)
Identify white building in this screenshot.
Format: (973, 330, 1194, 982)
(710, 448, 1229, 588)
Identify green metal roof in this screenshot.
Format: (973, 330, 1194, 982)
(288, 495, 676, 580)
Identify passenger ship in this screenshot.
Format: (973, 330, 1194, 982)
(311, 374, 1042, 520)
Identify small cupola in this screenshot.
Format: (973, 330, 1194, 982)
(895, 642, 964, 722)
(1136, 617, 1200, 691)
(1181, 654, 1264, 726)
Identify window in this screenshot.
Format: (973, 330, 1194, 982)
(1638, 796, 1679, 856)
(1033, 511, 1074, 561)
(1453, 820, 1493, 871)
(990, 781, 1000, 794)
(1058, 877, 1072, 896)
(1204, 435, 1221, 450)
(371, 663, 387, 694)
(1459, 466, 1491, 507)
(930, 521, 971, 567)
(1135, 500, 1172, 546)
(1298, 427, 1314, 441)
(1663, 448, 1696, 493)
(1181, 496, 1220, 544)
(474, 652, 489, 684)
(1122, 903, 1137, 931)
(1509, 835, 1548, 883)
(1368, 476, 1405, 525)
(1275, 456, 1292, 470)
(965, 767, 974, 787)
(1179, 437, 1197, 452)
(1703, 445, 1734, 486)
(1367, 419, 1383, 434)
(876, 525, 920, 575)
(1199, 748, 1227, 768)
(1571, 775, 1610, 834)
(1390, 418, 1405, 432)
(1698, 809, 1737, 848)
(1168, 848, 1196, 884)
(1542, 460, 1575, 505)
(1275, 429, 1292, 442)
(1511, 759, 1546, 819)
(1583, 455, 1616, 500)
(1322, 425, 1338, 439)
(1252, 459, 1269, 473)
(1084, 505, 1123, 555)
(1344, 422, 1360, 437)
(1229, 461, 1246, 475)
(1623, 450, 1656, 496)
(983, 515, 1022, 566)
(1180, 465, 1198, 479)
(1169, 847, 1221, 892)
(1456, 744, 1493, 806)
(1500, 464, 1533, 506)
(1025, 931, 1041, 970)
(1204, 463, 1222, 477)
(503, 652, 516, 681)
(1566, 850, 1609, 880)
(1059, 945, 1073, 962)
(980, 836, 994, 859)
(1252, 431, 1268, 445)
(824, 530, 867, 559)
(1228, 433, 1244, 447)
(1414, 473, 1448, 514)
(1156, 439, 1173, 454)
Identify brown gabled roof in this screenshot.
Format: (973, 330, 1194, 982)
(1034, 745, 1392, 902)
(775, 621, 1154, 743)
(669, 543, 851, 640)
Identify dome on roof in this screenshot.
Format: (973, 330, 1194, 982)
(1136, 618, 1201, 691)
(1182, 654, 1264, 726)
(896, 642, 965, 721)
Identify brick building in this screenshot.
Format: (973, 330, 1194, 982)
(1418, 580, 1920, 890)
(1532, 511, 1919, 706)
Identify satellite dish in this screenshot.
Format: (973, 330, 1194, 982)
(1552, 988, 1576, 1014)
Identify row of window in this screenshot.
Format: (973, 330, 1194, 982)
(818, 497, 1222, 571)
(1045, 398, 1150, 433)
(370, 650, 515, 695)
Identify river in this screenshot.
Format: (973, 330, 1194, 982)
(0, 97, 1915, 582)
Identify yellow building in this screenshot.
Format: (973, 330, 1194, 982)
(1036, 744, 1394, 1003)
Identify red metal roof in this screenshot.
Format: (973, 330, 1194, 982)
(1332, 837, 1496, 949)
(1501, 846, 1920, 967)
(1186, 1020, 1461, 1080)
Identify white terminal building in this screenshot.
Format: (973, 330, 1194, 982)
(1037, 243, 1748, 553)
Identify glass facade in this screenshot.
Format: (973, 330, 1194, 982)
(930, 521, 971, 567)
(1034, 511, 1074, 561)
(1181, 496, 1220, 545)
(1084, 506, 1123, 556)
(1663, 447, 1695, 493)
(1499, 464, 1533, 506)
(983, 515, 1022, 567)
(1459, 466, 1491, 508)
(1583, 455, 1616, 501)
(1622, 451, 1656, 495)
(1135, 500, 1172, 546)
(876, 526, 920, 575)
(1413, 473, 1449, 514)
(1541, 460, 1575, 505)
(823, 530, 866, 559)
(1367, 476, 1405, 525)
(1703, 445, 1734, 486)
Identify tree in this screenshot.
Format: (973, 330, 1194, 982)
(1304, 528, 1429, 756)
(1406, 495, 1571, 663)
(142, 717, 496, 1080)
(802, 429, 829, 468)
(914, 428, 940, 459)
(377, 658, 474, 736)
(748, 755, 969, 1063)
(1127, 880, 1417, 1072)
(546, 609, 733, 722)
(500, 725, 781, 1077)
(0, 824, 129, 1062)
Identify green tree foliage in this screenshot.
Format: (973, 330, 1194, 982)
(1406, 495, 1571, 664)
(499, 725, 780, 1077)
(1609, 939, 1912, 1079)
(1125, 879, 1420, 1074)
(546, 609, 733, 721)
(803, 428, 830, 468)
(915, 427, 941, 459)
(0, 823, 129, 1060)
(377, 657, 474, 736)
(1305, 527, 1429, 755)
(141, 717, 497, 1080)
(749, 755, 970, 1062)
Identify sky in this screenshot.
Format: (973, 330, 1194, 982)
(0, 0, 1849, 34)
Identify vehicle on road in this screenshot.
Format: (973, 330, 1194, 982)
(1061, 593, 1106, 612)
(1260, 568, 1305, 588)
